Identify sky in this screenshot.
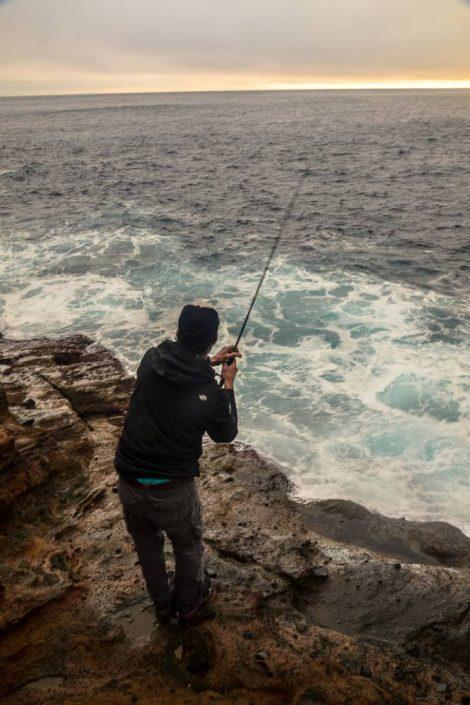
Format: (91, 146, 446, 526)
(0, 0, 469, 96)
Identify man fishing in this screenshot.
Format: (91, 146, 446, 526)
(115, 304, 241, 624)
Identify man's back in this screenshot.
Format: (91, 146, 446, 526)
(115, 339, 238, 481)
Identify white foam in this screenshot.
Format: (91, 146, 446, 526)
(2, 273, 151, 369)
(1, 228, 469, 534)
(233, 262, 470, 533)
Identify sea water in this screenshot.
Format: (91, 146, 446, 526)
(0, 90, 469, 533)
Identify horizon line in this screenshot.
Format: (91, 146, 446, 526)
(2, 80, 470, 99)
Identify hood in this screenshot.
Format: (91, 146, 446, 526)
(149, 339, 215, 388)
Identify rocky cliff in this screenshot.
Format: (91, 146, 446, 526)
(0, 334, 469, 705)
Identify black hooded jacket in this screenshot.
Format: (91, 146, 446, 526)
(115, 340, 238, 480)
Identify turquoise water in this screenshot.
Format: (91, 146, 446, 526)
(1, 91, 469, 533)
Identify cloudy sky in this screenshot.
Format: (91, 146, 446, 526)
(0, 0, 469, 95)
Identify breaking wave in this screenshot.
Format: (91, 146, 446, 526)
(1, 225, 469, 534)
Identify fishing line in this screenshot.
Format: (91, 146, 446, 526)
(219, 168, 309, 386)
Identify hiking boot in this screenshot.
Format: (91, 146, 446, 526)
(178, 602, 216, 627)
(177, 576, 213, 625)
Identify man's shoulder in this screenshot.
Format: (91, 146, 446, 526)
(139, 340, 171, 367)
(138, 346, 157, 369)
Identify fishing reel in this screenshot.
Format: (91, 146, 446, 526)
(218, 345, 239, 387)
(225, 345, 238, 367)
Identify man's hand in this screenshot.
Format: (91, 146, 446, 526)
(210, 345, 242, 367)
(221, 357, 238, 389)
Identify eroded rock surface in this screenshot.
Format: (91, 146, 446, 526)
(0, 334, 469, 705)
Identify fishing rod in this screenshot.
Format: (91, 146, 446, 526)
(219, 169, 309, 387)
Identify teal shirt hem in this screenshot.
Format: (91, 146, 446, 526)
(137, 477, 170, 485)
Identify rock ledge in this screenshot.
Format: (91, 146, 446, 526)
(0, 335, 469, 705)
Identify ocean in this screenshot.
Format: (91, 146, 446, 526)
(0, 90, 469, 533)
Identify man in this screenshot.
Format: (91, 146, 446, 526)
(115, 304, 240, 624)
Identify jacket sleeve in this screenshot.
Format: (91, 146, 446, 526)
(205, 388, 238, 443)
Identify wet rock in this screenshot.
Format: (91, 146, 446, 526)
(187, 651, 211, 674)
(0, 427, 15, 468)
(0, 387, 8, 413)
(0, 334, 469, 705)
(1, 334, 133, 417)
(54, 350, 83, 365)
(297, 539, 315, 557)
(183, 629, 214, 674)
(301, 498, 470, 568)
(74, 488, 106, 517)
(296, 688, 328, 705)
(255, 651, 273, 678)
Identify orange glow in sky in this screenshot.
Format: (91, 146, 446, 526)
(0, 0, 469, 96)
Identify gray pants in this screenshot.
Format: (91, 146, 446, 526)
(118, 477, 205, 615)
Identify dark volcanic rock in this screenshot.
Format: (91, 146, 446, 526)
(0, 334, 469, 705)
(301, 497, 470, 568)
